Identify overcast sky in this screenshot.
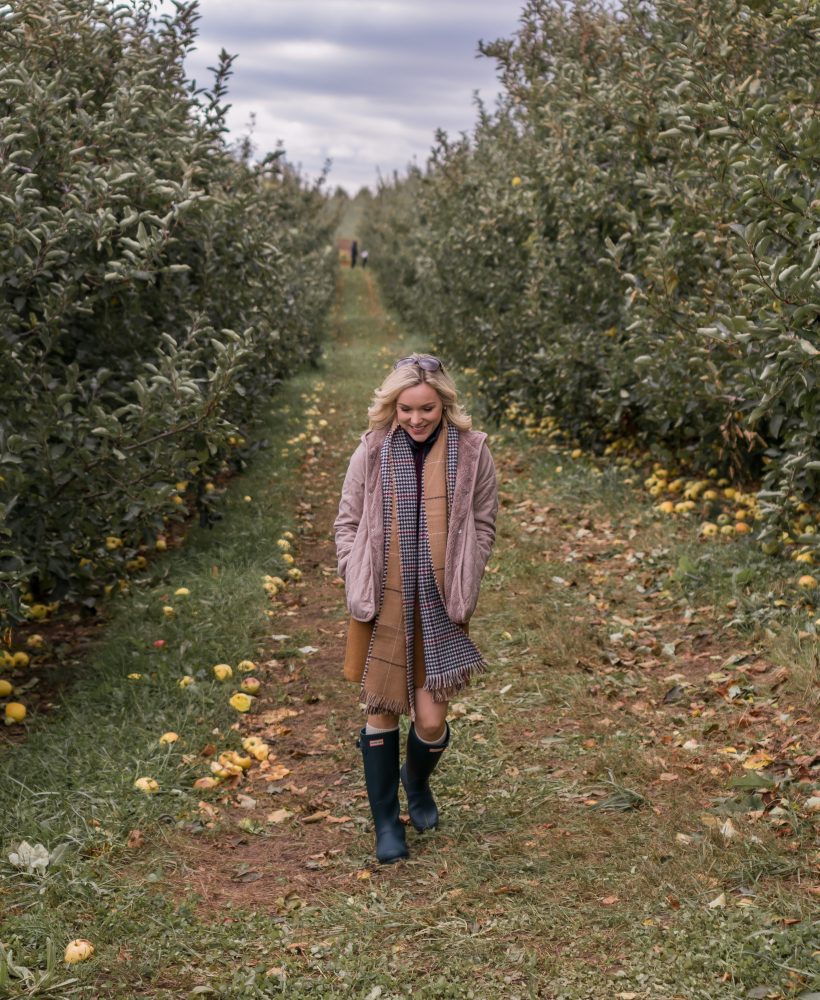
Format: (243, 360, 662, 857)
(169, 0, 525, 193)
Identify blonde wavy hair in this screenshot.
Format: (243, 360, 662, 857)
(367, 354, 473, 431)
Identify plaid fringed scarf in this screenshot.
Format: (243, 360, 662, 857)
(361, 419, 485, 717)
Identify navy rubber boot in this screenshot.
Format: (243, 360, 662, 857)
(400, 722, 450, 832)
(358, 728, 408, 864)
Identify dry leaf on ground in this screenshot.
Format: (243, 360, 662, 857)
(267, 809, 294, 824)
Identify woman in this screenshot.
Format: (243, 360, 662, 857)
(334, 354, 498, 863)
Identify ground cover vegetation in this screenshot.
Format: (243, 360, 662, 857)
(361, 0, 819, 549)
(0, 0, 336, 630)
(0, 347, 326, 996)
(1, 266, 815, 998)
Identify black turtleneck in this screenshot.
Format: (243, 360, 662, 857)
(401, 420, 443, 507)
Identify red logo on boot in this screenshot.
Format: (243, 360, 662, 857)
(369, 738, 385, 747)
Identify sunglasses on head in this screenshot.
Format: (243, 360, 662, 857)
(393, 354, 443, 372)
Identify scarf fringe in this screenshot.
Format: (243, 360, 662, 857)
(362, 692, 410, 717)
(363, 659, 486, 713)
(423, 657, 486, 701)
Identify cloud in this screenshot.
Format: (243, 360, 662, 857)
(168, 0, 523, 192)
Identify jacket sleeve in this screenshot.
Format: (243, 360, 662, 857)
(473, 442, 498, 567)
(334, 443, 366, 580)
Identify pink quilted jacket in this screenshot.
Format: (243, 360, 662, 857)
(334, 427, 498, 624)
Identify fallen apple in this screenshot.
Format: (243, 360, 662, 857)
(64, 939, 94, 964)
(133, 777, 159, 794)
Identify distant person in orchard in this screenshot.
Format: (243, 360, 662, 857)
(350, 240, 358, 268)
(334, 354, 498, 864)
(361, 249, 369, 268)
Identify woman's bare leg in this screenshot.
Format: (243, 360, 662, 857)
(412, 688, 448, 742)
(366, 712, 399, 731)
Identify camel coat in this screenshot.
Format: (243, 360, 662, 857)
(334, 426, 498, 625)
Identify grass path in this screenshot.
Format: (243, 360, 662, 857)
(1, 266, 817, 999)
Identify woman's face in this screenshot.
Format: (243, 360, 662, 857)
(396, 382, 443, 443)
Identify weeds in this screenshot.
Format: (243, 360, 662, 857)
(0, 938, 79, 998)
(588, 772, 647, 812)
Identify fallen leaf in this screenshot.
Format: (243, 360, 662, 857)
(743, 752, 774, 771)
(302, 810, 330, 824)
(266, 764, 292, 781)
(267, 809, 294, 824)
(238, 818, 266, 835)
(198, 801, 220, 821)
(127, 829, 145, 849)
(719, 819, 737, 842)
(708, 892, 726, 909)
(325, 815, 352, 824)
(261, 707, 300, 724)
(231, 869, 262, 883)
(659, 773, 680, 782)
(722, 651, 753, 668)
(600, 895, 619, 905)
(283, 782, 308, 795)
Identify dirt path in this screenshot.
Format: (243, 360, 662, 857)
(175, 446, 376, 904)
(166, 269, 817, 998)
